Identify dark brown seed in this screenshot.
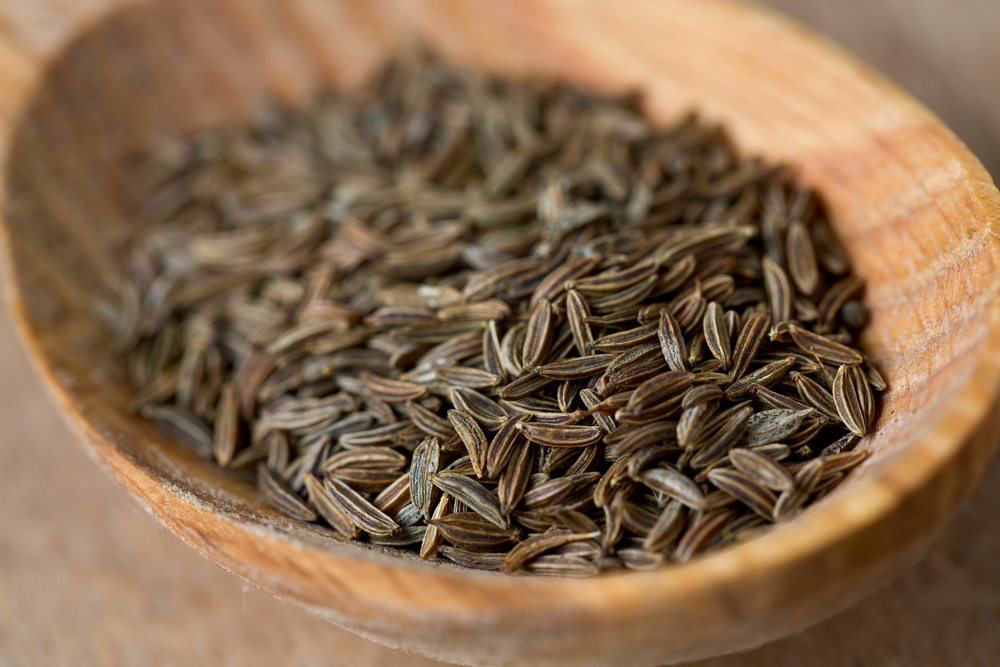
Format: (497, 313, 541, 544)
(257, 464, 316, 522)
(707, 468, 776, 520)
(792, 371, 840, 420)
(212, 383, 240, 466)
(821, 432, 859, 456)
(372, 473, 412, 515)
(833, 364, 874, 436)
(324, 477, 400, 536)
(702, 302, 732, 369)
(304, 473, 357, 538)
(499, 371, 555, 400)
(690, 403, 754, 469)
(501, 530, 600, 573)
(430, 512, 518, 550)
(565, 289, 594, 356)
(537, 354, 616, 380)
(321, 447, 407, 473)
(657, 311, 689, 372)
(786, 220, 819, 295)
(746, 408, 813, 447)
(730, 311, 770, 381)
(626, 370, 694, 413)
(821, 449, 868, 474)
(609, 421, 679, 458)
(573, 260, 658, 295)
(591, 324, 658, 353)
(410, 436, 441, 518)
(682, 384, 724, 409)
(517, 421, 604, 448)
(725, 356, 797, 399)
(787, 322, 864, 366)
(774, 458, 826, 520)
(643, 500, 687, 551)
(531, 255, 601, 307)
(499, 441, 535, 514)
(556, 380, 578, 413)
(676, 404, 709, 450)
(448, 409, 489, 477)
(482, 320, 506, 382)
(762, 257, 792, 324)
(407, 400, 455, 439)
(751, 383, 810, 411)
(486, 415, 530, 478)
(525, 554, 602, 577)
(522, 472, 599, 509)
(675, 508, 736, 562)
(639, 467, 706, 510)
(340, 422, 411, 447)
(419, 494, 453, 560)
(729, 448, 794, 491)
(438, 546, 506, 570)
(522, 299, 554, 369)
(436, 366, 501, 389)
(817, 275, 864, 332)
(449, 387, 508, 429)
(432, 472, 507, 528)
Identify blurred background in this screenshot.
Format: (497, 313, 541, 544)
(1, 1, 997, 665)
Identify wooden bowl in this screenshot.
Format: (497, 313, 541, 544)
(2, 1, 998, 664)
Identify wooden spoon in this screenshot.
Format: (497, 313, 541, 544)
(1, 1, 998, 664)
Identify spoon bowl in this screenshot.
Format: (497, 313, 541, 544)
(2, 1, 999, 664)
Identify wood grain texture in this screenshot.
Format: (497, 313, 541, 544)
(0, 0, 999, 665)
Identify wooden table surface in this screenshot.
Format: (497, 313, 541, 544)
(2, 1, 999, 665)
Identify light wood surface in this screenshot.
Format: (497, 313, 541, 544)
(1, 0, 999, 665)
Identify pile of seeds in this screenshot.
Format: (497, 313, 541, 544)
(113, 50, 883, 576)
